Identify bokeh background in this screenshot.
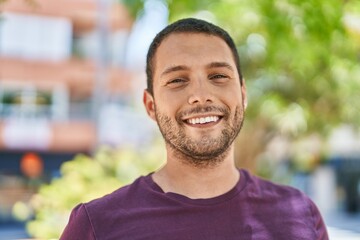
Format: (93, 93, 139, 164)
(0, 0, 359, 239)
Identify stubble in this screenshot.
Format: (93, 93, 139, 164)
(155, 105, 245, 168)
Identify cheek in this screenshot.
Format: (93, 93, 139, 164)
(154, 94, 181, 117)
(221, 88, 243, 107)
(157, 89, 186, 107)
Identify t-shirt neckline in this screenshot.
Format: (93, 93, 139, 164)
(143, 169, 248, 206)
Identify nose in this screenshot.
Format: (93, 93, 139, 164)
(187, 80, 214, 105)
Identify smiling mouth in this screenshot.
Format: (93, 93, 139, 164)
(185, 116, 221, 125)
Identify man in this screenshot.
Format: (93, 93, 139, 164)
(60, 18, 328, 239)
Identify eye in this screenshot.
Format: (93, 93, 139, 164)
(210, 74, 227, 79)
(209, 74, 229, 82)
(165, 78, 188, 88)
(168, 78, 185, 84)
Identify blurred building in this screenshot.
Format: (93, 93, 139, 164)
(0, 0, 134, 222)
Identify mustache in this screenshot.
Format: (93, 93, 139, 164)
(176, 105, 229, 121)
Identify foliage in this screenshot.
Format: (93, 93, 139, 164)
(166, 0, 360, 137)
(123, 0, 360, 173)
(26, 145, 165, 239)
(130, 0, 360, 133)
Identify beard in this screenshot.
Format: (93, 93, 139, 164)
(155, 104, 245, 168)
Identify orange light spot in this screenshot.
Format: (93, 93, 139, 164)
(20, 153, 43, 179)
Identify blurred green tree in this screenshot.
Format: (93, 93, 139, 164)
(25, 146, 164, 238)
(163, 0, 360, 131)
(124, 0, 360, 171)
(2, 0, 357, 169)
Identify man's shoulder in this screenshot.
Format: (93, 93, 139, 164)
(61, 175, 155, 238)
(84, 174, 150, 212)
(241, 169, 317, 219)
(240, 169, 328, 239)
(241, 169, 308, 202)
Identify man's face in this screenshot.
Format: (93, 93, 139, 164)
(144, 33, 247, 164)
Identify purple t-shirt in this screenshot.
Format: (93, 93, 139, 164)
(60, 169, 328, 240)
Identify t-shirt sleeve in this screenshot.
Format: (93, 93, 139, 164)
(60, 203, 96, 240)
(307, 198, 329, 240)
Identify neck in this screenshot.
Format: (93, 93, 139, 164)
(152, 144, 240, 199)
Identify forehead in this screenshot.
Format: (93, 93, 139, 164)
(153, 33, 236, 74)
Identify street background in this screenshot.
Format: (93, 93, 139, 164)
(0, 0, 359, 239)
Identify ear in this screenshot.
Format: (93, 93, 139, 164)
(143, 89, 156, 121)
(241, 78, 248, 109)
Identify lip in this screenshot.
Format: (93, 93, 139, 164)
(182, 114, 223, 128)
(181, 113, 224, 121)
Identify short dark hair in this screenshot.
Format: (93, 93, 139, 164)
(146, 18, 243, 95)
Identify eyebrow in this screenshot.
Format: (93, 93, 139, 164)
(160, 61, 234, 77)
(206, 61, 234, 71)
(160, 65, 189, 77)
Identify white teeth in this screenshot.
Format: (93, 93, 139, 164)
(187, 116, 219, 125)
